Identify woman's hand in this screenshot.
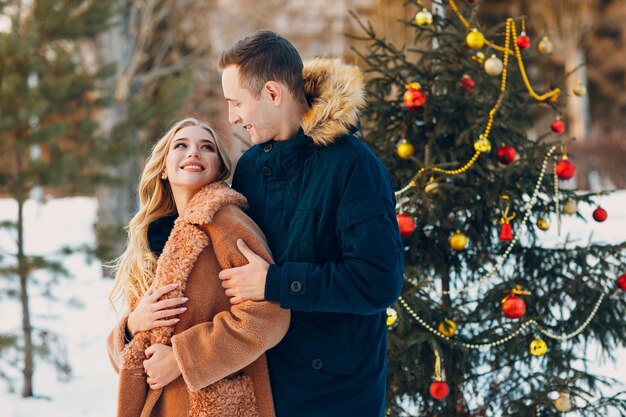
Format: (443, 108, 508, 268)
(144, 344, 182, 390)
(127, 282, 188, 336)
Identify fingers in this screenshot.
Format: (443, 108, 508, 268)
(151, 318, 180, 328)
(154, 297, 188, 311)
(145, 345, 156, 358)
(236, 239, 260, 261)
(219, 267, 237, 281)
(150, 283, 179, 301)
(156, 307, 187, 319)
(230, 295, 243, 305)
(147, 280, 157, 295)
(147, 376, 158, 389)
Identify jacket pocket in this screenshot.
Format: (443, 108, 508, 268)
(189, 373, 259, 417)
(336, 197, 398, 258)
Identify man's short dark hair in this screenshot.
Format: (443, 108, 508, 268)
(219, 30, 305, 101)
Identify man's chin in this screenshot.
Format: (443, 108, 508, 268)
(250, 136, 270, 145)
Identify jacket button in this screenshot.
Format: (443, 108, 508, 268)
(290, 281, 302, 293)
(261, 166, 272, 177)
(311, 359, 323, 370)
(263, 143, 273, 152)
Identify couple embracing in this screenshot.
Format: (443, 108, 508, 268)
(107, 31, 404, 417)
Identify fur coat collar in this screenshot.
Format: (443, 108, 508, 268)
(301, 58, 366, 147)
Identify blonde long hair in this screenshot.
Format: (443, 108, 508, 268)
(108, 118, 232, 309)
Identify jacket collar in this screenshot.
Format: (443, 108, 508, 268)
(301, 58, 366, 146)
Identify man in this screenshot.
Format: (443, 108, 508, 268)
(218, 30, 404, 417)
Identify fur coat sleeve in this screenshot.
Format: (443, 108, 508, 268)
(107, 313, 130, 374)
(171, 205, 290, 392)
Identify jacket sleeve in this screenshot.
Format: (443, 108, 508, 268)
(171, 206, 290, 392)
(264, 152, 404, 314)
(106, 313, 130, 374)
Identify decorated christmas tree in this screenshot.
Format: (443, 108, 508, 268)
(353, 1, 626, 416)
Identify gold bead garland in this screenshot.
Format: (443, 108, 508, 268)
(448, 0, 561, 102)
(395, 12, 560, 195)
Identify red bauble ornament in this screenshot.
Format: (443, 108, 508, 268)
(556, 159, 576, 180)
(461, 74, 475, 93)
(617, 274, 626, 290)
(499, 223, 513, 241)
(592, 206, 607, 222)
(496, 145, 517, 165)
(429, 381, 450, 400)
(467, 0, 477, 3)
(403, 84, 426, 110)
(397, 213, 416, 237)
(551, 119, 566, 134)
(516, 32, 531, 49)
(502, 294, 526, 318)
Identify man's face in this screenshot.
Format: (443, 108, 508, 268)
(221, 65, 277, 145)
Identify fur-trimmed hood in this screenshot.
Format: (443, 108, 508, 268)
(301, 58, 366, 147)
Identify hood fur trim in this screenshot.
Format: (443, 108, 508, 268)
(301, 58, 366, 147)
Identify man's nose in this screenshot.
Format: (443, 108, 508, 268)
(228, 107, 240, 125)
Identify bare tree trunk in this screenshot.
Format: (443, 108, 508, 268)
(94, 5, 137, 274)
(93, 0, 216, 272)
(564, 47, 591, 141)
(17, 198, 33, 398)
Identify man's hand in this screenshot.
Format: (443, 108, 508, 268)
(218, 239, 269, 304)
(143, 344, 182, 390)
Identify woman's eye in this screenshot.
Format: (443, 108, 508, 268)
(174, 143, 187, 149)
(202, 144, 216, 151)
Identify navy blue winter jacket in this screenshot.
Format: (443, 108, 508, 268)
(232, 58, 404, 417)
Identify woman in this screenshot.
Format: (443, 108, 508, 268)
(107, 118, 289, 417)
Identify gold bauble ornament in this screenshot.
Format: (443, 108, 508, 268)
(562, 198, 577, 215)
(415, 8, 433, 27)
(386, 307, 398, 327)
(472, 51, 485, 64)
(449, 230, 468, 251)
(474, 136, 492, 153)
(466, 29, 485, 50)
(529, 337, 548, 356)
(396, 140, 415, 159)
(536, 217, 551, 231)
(438, 318, 457, 337)
(538, 36, 554, 54)
(484, 54, 503, 76)
(573, 81, 587, 97)
(554, 393, 573, 412)
(424, 177, 439, 195)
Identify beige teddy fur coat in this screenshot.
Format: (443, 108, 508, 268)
(107, 182, 290, 417)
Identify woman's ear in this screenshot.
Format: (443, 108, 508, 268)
(161, 170, 167, 180)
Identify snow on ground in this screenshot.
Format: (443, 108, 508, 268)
(0, 198, 117, 417)
(0, 192, 624, 417)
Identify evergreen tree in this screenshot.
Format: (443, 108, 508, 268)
(0, 0, 116, 397)
(352, 1, 626, 416)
